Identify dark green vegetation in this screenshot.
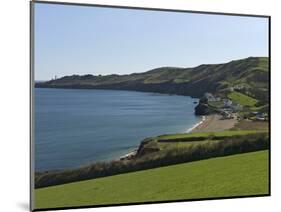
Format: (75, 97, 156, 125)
(36, 57, 269, 101)
(35, 131, 269, 188)
(35, 150, 269, 209)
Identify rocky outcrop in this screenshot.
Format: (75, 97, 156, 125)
(136, 139, 160, 157)
(194, 102, 213, 115)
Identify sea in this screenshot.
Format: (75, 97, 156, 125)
(34, 88, 201, 172)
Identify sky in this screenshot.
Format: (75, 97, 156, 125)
(34, 3, 269, 81)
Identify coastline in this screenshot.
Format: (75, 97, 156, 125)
(120, 149, 138, 160)
(186, 116, 206, 133)
(119, 114, 238, 160)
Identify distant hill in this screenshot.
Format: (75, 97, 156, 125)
(36, 57, 269, 102)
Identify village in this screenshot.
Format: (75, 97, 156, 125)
(203, 92, 267, 121)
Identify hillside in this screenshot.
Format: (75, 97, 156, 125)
(35, 150, 269, 209)
(36, 57, 269, 101)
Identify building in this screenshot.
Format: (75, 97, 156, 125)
(223, 99, 233, 107)
(234, 85, 244, 90)
(204, 93, 221, 102)
(256, 113, 267, 121)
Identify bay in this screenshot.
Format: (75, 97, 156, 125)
(35, 88, 200, 171)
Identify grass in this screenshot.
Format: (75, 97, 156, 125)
(208, 101, 224, 108)
(156, 130, 264, 141)
(158, 140, 220, 150)
(228, 91, 258, 107)
(35, 150, 269, 209)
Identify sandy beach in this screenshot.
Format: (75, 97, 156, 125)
(191, 114, 238, 133)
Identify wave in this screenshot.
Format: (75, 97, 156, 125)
(186, 116, 206, 133)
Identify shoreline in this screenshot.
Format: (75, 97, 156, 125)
(119, 113, 238, 160)
(120, 149, 138, 160)
(186, 116, 206, 133)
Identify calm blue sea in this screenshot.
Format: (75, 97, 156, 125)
(35, 88, 200, 171)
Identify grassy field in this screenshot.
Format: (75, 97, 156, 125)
(156, 130, 265, 141)
(228, 91, 258, 107)
(35, 150, 269, 209)
(158, 140, 220, 150)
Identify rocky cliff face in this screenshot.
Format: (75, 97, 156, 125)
(136, 139, 160, 157)
(194, 102, 213, 115)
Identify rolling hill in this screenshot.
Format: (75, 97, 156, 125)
(36, 57, 269, 102)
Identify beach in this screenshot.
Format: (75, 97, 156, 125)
(191, 114, 238, 133)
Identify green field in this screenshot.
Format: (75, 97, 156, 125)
(228, 91, 258, 107)
(35, 150, 269, 209)
(156, 130, 264, 141)
(158, 140, 221, 150)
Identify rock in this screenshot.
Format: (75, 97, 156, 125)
(195, 102, 212, 115)
(136, 139, 160, 157)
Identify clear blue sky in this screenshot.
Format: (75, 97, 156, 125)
(34, 3, 269, 81)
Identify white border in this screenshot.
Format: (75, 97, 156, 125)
(0, 0, 280, 212)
